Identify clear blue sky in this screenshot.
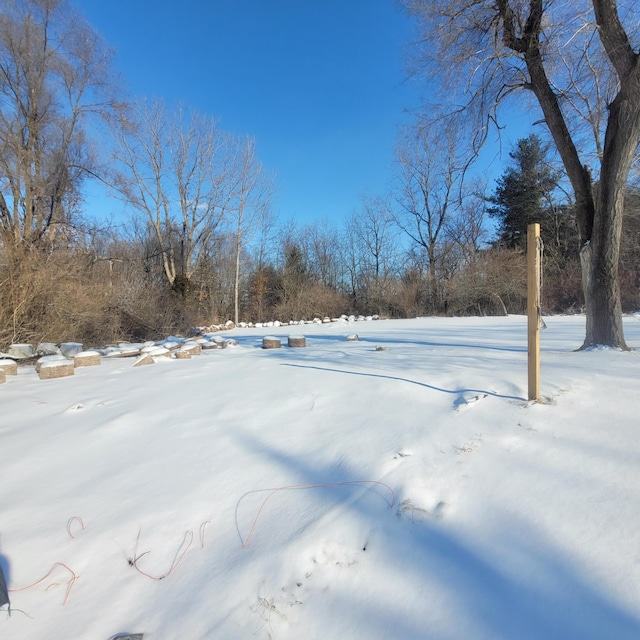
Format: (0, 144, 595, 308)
(74, 0, 422, 226)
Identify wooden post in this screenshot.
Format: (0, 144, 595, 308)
(527, 223, 541, 401)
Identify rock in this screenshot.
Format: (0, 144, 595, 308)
(36, 342, 60, 356)
(177, 342, 201, 357)
(133, 354, 155, 367)
(288, 335, 306, 348)
(8, 344, 34, 359)
(36, 355, 67, 373)
(38, 360, 74, 380)
(74, 351, 101, 367)
(106, 346, 141, 358)
(0, 359, 18, 375)
(262, 336, 281, 349)
(60, 342, 83, 359)
(141, 345, 170, 358)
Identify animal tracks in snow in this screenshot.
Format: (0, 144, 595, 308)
(250, 541, 361, 637)
(396, 498, 447, 523)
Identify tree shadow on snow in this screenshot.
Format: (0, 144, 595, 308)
(305, 332, 528, 354)
(227, 429, 640, 640)
(283, 363, 526, 403)
(0, 539, 10, 612)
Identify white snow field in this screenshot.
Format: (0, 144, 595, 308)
(1, 314, 640, 640)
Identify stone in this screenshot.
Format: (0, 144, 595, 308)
(0, 359, 18, 375)
(60, 342, 83, 359)
(141, 345, 170, 358)
(177, 342, 201, 358)
(183, 342, 202, 355)
(8, 344, 34, 359)
(38, 360, 74, 380)
(36, 342, 60, 356)
(133, 354, 155, 367)
(74, 351, 101, 367)
(262, 336, 281, 349)
(36, 355, 66, 373)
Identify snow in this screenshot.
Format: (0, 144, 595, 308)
(1, 314, 640, 639)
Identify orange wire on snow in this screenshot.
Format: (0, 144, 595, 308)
(238, 480, 396, 547)
(199, 520, 212, 548)
(130, 530, 195, 581)
(67, 516, 85, 539)
(8, 562, 79, 605)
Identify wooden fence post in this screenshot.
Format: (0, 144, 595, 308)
(528, 223, 541, 401)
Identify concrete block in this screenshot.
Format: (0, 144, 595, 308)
(74, 351, 101, 367)
(0, 359, 18, 375)
(38, 360, 75, 379)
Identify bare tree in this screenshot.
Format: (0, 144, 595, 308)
(395, 118, 471, 311)
(445, 178, 491, 266)
(228, 135, 273, 324)
(301, 219, 342, 290)
(113, 100, 236, 294)
(0, 0, 118, 249)
(402, 0, 640, 348)
(343, 195, 401, 311)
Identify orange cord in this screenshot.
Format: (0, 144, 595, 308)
(130, 530, 194, 580)
(199, 521, 211, 548)
(240, 480, 395, 547)
(67, 516, 85, 539)
(8, 562, 79, 605)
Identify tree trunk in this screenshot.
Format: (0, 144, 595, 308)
(517, 5, 638, 349)
(234, 227, 242, 325)
(579, 83, 640, 349)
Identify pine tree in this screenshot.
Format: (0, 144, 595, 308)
(489, 135, 560, 249)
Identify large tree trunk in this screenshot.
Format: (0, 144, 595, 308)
(510, 0, 639, 349)
(580, 80, 640, 349)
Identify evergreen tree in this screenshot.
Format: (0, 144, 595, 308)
(489, 135, 560, 249)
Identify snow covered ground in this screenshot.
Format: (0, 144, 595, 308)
(1, 314, 640, 640)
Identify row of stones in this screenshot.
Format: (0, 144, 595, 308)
(0, 340, 220, 382)
(263, 336, 307, 349)
(0, 334, 313, 382)
(197, 314, 379, 333)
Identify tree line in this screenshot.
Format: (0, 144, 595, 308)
(1, 0, 639, 349)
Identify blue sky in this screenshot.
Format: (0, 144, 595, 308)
(74, 0, 422, 225)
